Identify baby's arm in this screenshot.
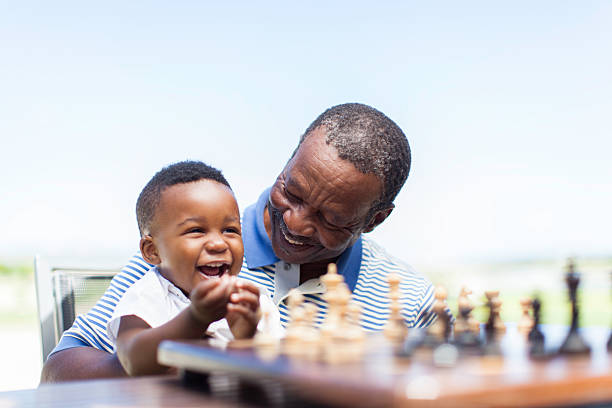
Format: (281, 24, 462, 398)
(116, 277, 233, 376)
(226, 280, 261, 339)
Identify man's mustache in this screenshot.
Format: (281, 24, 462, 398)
(269, 204, 318, 246)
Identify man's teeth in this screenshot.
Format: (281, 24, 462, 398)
(282, 229, 304, 245)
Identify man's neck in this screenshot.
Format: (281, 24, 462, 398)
(298, 258, 339, 284)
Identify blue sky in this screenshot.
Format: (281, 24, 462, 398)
(1, 1, 611, 265)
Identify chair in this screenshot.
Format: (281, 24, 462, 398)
(34, 255, 122, 362)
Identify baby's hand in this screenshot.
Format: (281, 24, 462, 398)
(226, 280, 261, 339)
(189, 275, 235, 328)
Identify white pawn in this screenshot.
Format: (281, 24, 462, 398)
(254, 309, 281, 361)
(427, 286, 449, 342)
(384, 273, 408, 344)
(284, 289, 306, 358)
(518, 297, 534, 336)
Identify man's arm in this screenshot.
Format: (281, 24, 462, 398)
(39, 254, 153, 383)
(40, 347, 126, 383)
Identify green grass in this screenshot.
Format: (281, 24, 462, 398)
(0, 259, 33, 277)
(450, 289, 611, 327)
(0, 260, 37, 327)
(423, 256, 612, 328)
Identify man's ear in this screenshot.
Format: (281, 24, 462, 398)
(140, 235, 161, 265)
(363, 204, 394, 233)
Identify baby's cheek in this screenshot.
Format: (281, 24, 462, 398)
(230, 261, 243, 276)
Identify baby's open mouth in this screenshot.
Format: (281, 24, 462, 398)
(198, 262, 230, 278)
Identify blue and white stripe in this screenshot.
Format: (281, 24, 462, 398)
(56, 237, 436, 354)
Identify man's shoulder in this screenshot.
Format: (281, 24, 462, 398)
(105, 254, 153, 292)
(50, 253, 154, 355)
(360, 236, 421, 278)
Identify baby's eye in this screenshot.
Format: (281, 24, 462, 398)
(187, 228, 204, 234)
(224, 227, 241, 235)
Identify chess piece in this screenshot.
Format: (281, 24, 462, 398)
(345, 302, 366, 361)
(319, 264, 354, 363)
(284, 289, 307, 358)
(299, 302, 322, 361)
(518, 297, 534, 336)
(427, 286, 457, 366)
(320, 265, 342, 343)
(559, 259, 591, 355)
(527, 297, 546, 358)
(423, 286, 450, 347)
(608, 271, 612, 352)
(486, 290, 506, 334)
(453, 287, 471, 336)
(320, 263, 345, 342)
(384, 273, 408, 345)
(323, 283, 354, 364)
(254, 309, 281, 361)
(482, 290, 503, 355)
(454, 287, 480, 348)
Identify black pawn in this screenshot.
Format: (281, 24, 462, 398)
(559, 259, 591, 355)
(482, 296, 501, 355)
(454, 305, 480, 348)
(528, 297, 546, 358)
(608, 271, 612, 352)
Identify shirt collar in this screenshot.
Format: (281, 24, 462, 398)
(152, 266, 190, 304)
(242, 187, 362, 292)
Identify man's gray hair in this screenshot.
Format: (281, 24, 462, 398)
(296, 103, 411, 213)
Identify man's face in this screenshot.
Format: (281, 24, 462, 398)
(145, 180, 244, 295)
(264, 127, 383, 265)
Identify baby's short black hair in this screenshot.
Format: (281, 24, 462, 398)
(136, 160, 231, 237)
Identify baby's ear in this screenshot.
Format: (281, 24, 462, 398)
(140, 235, 161, 265)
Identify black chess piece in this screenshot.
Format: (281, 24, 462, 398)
(454, 303, 481, 348)
(559, 259, 591, 355)
(608, 270, 612, 352)
(421, 293, 449, 348)
(482, 294, 501, 355)
(528, 297, 546, 358)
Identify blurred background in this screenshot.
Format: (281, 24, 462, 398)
(1, 1, 611, 391)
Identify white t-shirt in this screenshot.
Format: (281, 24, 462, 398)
(106, 267, 283, 350)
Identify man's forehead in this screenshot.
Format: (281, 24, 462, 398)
(283, 152, 381, 224)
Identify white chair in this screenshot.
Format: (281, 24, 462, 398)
(34, 255, 122, 362)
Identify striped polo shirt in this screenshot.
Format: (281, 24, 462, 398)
(52, 189, 436, 356)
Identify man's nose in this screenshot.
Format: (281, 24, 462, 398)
(283, 205, 316, 237)
(205, 233, 228, 252)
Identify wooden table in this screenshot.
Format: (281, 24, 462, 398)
(2, 326, 609, 407)
(158, 325, 612, 408)
(0, 375, 257, 408)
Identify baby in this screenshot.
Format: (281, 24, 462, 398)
(106, 160, 277, 376)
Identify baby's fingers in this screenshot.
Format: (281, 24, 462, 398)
(230, 290, 259, 311)
(192, 277, 231, 305)
(227, 303, 258, 321)
(235, 280, 260, 297)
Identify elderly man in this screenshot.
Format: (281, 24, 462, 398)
(41, 103, 437, 382)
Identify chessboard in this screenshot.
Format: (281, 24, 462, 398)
(158, 324, 612, 408)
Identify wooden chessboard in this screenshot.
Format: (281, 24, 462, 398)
(157, 325, 612, 408)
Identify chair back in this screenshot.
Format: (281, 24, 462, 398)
(34, 255, 121, 362)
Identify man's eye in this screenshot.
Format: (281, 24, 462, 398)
(284, 187, 301, 203)
(323, 219, 341, 230)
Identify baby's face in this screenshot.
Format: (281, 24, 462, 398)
(150, 179, 243, 295)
